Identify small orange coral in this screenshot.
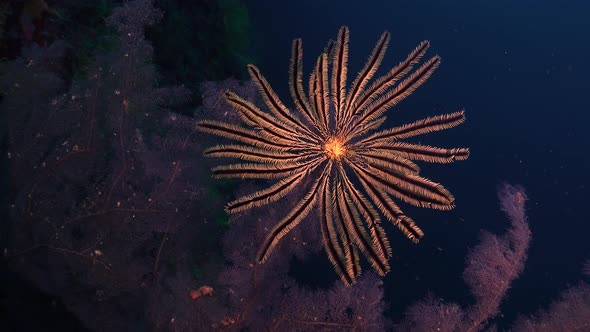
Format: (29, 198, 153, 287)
(189, 285, 214, 300)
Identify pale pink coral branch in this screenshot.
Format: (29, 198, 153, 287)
(398, 183, 531, 332)
(462, 183, 531, 331)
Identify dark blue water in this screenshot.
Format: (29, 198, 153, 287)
(247, 0, 590, 326)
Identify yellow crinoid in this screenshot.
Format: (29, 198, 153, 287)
(197, 26, 469, 285)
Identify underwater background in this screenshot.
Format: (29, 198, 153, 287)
(1, 0, 589, 331)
